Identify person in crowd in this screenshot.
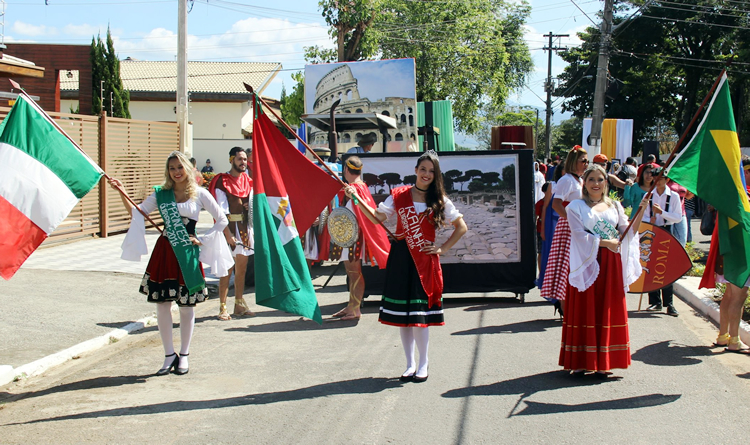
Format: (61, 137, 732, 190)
(330, 156, 391, 320)
(109, 151, 233, 375)
(561, 164, 645, 378)
(623, 163, 656, 212)
(541, 146, 588, 316)
(546, 155, 561, 181)
(245, 148, 253, 179)
(201, 159, 214, 173)
(643, 166, 683, 316)
(535, 182, 551, 274)
(190, 157, 205, 186)
(618, 157, 638, 184)
(347, 133, 377, 154)
(534, 162, 546, 203)
(209, 147, 256, 320)
(593, 153, 631, 192)
(346, 151, 467, 382)
(685, 194, 696, 243)
(700, 156, 750, 353)
(536, 165, 565, 290)
(645, 154, 656, 165)
(667, 179, 692, 246)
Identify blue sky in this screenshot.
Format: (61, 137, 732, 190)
(4, 0, 602, 139)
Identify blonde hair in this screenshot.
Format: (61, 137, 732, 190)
(162, 151, 198, 199)
(581, 164, 613, 207)
(563, 145, 588, 178)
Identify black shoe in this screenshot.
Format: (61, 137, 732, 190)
(399, 372, 415, 382)
(412, 374, 428, 383)
(646, 304, 663, 312)
(666, 305, 679, 317)
(156, 353, 179, 376)
(553, 300, 564, 320)
(174, 353, 189, 375)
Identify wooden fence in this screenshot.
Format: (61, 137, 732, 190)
(0, 107, 180, 245)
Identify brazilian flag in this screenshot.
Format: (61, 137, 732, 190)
(667, 73, 750, 288)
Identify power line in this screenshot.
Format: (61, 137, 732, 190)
(640, 14, 750, 30)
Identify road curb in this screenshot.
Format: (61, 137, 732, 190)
(673, 276, 750, 346)
(0, 313, 159, 387)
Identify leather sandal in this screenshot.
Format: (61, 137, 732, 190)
(218, 302, 231, 321)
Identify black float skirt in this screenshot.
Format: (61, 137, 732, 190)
(378, 239, 445, 327)
(140, 228, 208, 307)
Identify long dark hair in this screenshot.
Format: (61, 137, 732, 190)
(416, 152, 447, 227)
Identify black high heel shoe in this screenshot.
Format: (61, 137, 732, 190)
(174, 353, 189, 375)
(156, 353, 179, 376)
(553, 301, 564, 320)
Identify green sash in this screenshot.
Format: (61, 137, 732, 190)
(154, 186, 205, 294)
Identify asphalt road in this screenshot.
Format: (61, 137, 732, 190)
(1, 260, 749, 444)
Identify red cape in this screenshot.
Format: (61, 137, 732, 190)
(208, 172, 252, 199)
(350, 182, 390, 268)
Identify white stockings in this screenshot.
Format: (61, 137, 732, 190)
(400, 326, 429, 378)
(155, 302, 195, 370)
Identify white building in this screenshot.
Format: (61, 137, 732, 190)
(60, 59, 283, 172)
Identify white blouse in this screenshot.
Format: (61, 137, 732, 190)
(642, 187, 682, 228)
(121, 187, 235, 278)
(554, 173, 583, 202)
(566, 199, 641, 292)
(377, 194, 463, 224)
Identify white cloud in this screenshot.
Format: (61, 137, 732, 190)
(62, 23, 105, 38)
(11, 21, 56, 37)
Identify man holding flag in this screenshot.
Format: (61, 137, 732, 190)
(667, 72, 750, 353)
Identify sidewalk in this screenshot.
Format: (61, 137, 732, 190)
(0, 212, 224, 385)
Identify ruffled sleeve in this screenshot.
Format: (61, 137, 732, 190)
(617, 201, 642, 290)
(567, 200, 601, 292)
(197, 188, 234, 278)
(444, 197, 463, 223)
(377, 195, 396, 219)
(120, 193, 157, 261)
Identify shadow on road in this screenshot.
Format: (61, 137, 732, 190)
(737, 372, 750, 379)
(1, 377, 403, 426)
(451, 319, 560, 336)
(514, 393, 681, 416)
(442, 370, 681, 417)
(0, 374, 151, 404)
(631, 340, 714, 366)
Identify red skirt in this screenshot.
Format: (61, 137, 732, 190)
(558, 247, 631, 371)
(140, 236, 208, 306)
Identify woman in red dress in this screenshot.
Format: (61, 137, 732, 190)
(560, 164, 646, 378)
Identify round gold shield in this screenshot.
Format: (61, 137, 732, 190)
(327, 207, 359, 247)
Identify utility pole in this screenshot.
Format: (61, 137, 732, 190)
(177, 0, 189, 154)
(543, 32, 568, 160)
(588, 0, 615, 155)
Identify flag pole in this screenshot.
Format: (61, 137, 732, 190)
(619, 68, 727, 241)
(8, 80, 164, 235)
(245, 83, 396, 239)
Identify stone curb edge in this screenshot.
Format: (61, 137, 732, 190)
(0, 313, 162, 387)
(673, 278, 750, 347)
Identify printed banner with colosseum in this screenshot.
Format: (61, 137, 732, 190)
(350, 150, 538, 296)
(304, 59, 418, 153)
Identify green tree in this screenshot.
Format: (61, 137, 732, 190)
(556, 0, 746, 145)
(314, 0, 534, 134)
(550, 117, 584, 157)
(280, 72, 306, 136)
(501, 164, 515, 189)
(378, 172, 402, 192)
(90, 27, 130, 118)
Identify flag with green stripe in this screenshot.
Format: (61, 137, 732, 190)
(0, 94, 104, 279)
(251, 103, 343, 324)
(667, 73, 750, 288)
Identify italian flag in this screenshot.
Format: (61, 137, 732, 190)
(252, 105, 342, 324)
(0, 94, 103, 279)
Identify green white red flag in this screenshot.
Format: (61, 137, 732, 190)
(0, 94, 104, 279)
(252, 103, 342, 324)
